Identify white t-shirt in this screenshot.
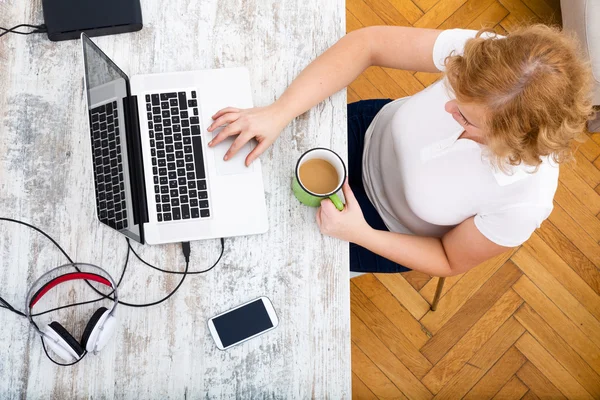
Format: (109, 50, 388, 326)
(361, 28, 558, 247)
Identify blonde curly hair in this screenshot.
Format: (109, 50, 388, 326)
(444, 24, 595, 171)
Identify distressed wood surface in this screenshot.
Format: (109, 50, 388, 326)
(0, 0, 349, 398)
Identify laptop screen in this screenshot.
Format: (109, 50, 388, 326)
(82, 34, 142, 243)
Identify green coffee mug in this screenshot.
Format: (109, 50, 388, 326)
(292, 148, 347, 211)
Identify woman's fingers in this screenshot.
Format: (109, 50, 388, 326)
(225, 132, 254, 160)
(209, 121, 242, 147)
(207, 112, 239, 132)
(316, 206, 322, 227)
(245, 140, 271, 166)
(342, 179, 357, 207)
(212, 107, 240, 120)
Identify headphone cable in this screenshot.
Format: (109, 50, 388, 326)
(0, 217, 225, 314)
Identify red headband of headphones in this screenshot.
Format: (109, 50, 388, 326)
(29, 272, 112, 308)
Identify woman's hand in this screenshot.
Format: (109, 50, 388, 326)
(207, 105, 290, 166)
(316, 180, 371, 243)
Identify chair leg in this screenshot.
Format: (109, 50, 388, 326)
(430, 277, 446, 311)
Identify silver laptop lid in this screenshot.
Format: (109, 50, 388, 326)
(82, 33, 147, 243)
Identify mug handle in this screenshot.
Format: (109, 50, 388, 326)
(329, 193, 344, 211)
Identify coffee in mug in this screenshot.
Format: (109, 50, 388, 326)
(298, 159, 339, 195)
(292, 148, 347, 211)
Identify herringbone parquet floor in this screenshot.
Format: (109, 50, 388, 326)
(347, 1, 600, 399)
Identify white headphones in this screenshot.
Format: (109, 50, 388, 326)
(25, 263, 118, 363)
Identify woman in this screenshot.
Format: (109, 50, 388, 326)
(206, 25, 593, 277)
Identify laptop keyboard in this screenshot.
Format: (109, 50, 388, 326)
(89, 101, 128, 230)
(145, 90, 210, 222)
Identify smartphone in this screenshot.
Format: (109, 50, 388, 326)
(207, 296, 279, 350)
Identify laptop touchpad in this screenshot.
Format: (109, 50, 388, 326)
(210, 127, 254, 175)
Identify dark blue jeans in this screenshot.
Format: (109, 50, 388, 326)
(348, 99, 410, 273)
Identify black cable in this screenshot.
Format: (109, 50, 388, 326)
(32, 238, 224, 313)
(41, 338, 87, 367)
(0, 295, 26, 317)
(0, 218, 224, 316)
(127, 238, 225, 275)
(0, 217, 74, 263)
(0, 24, 47, 38)
(29, 244, 131, 317)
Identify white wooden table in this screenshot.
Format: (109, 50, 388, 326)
(0, 1, 349, 398)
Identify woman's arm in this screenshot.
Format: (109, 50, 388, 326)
(271, 26, 442, 124)
(209, 26, 442, 165)
(353, 218, 509, 276)
(317, 182, 511, 277)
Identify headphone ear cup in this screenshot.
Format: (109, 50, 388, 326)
(81, 307, 115, 353)
(44, 322, 85, 362)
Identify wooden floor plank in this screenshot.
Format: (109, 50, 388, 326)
(420, 249, 516, 334)
(571, 151, 600, 188)
(514, 304, 600, 398)
(465, 1, 510, 30)
(432, 318, 524, 400)
(590, 132, 600, 148)
(497, 0, 541, 31)
(491, 376, 529, 400)
(375, 273, 431, 320)
(545, 203, 600, 273)
(352, 372, 378, 400)
(382, 67, 425, 95)
(493, 23, 509, 35)
(352, 273, 387, 298)
(370, 289, 432, 349)
(420, 274, 463, 303)
(512, 248, 600, 348)
(347, 87, 362, 103)
(363, 67, 409, 99)
(463, 347, 527, 400)
(578, 135, 600, 162)
(347, 0, 387, 26)
(421, 290, 524, 394)
(351, 312, 433, 399)
(559, 164, 600, 215)
(437, 0, 495, 29)
(420, 261, 522, 364)
(402, 270, 432, 292)
(520, 390, 539, 400)
(346, 9, 364, 32)
(387, 0, 425, 24)
(351, 343, 408, 399)
(412, 0, 441, 13)
(515, 333, 594, 400)
(523, 233, 600, 320)
(354, 273, 432, 349)
(363, 0, 412, 26)
(413, 0, 467, 28)
(516, 362, 566, 400)
(414, 72, 442, 86)
(432, 364, 482, 400)
(351, 282, 433, 378)
(521, 0, 560, 24)
(536, 218, 600, 295)
(554, 184, 600, 242)
(349, 74, 385, 100)
(512, 276, 600, 377)
(468, 317, 526, 370)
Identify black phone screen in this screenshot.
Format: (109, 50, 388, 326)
(212, 299, 274, 348)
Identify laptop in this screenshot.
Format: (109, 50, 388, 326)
(81, 33, 268, 245)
